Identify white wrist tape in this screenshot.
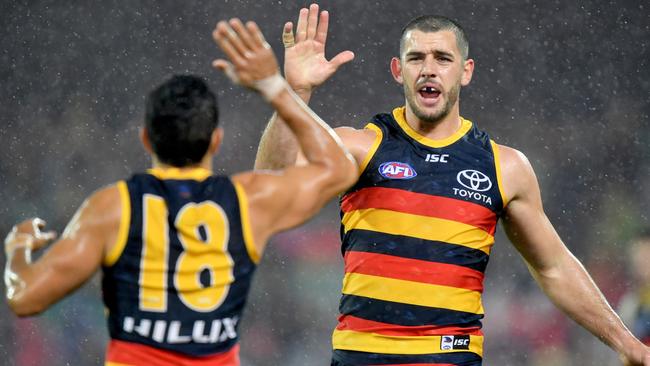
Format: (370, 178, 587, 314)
(254, 74, 287, 101)
(4, 232, 33, 257)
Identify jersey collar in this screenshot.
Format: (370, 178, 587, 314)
(147, 167, 212, 181)
(392, 106, 472, 148)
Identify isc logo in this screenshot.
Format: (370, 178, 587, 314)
(378, 162, 417, 180)
(440, 335, 470, 350)
(425, 153, 449, 163)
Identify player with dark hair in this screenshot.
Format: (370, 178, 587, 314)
(255, 4, 650, 365)
(4, 18, 357, 366)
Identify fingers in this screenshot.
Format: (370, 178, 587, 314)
(246, 21, 268, 48)
(295, 7, 308, 42)
(306, 3, 319, 39)
(282, 22, 295, 48)
(211, 59, 240, 84)
(31, 218, 57, 243)
(296, 4, 326, 43)
(214, 19, 267, 61)
(330, 50, 355, 69)
(5, 218, 56, 254)
(213, 21, 246, 67)
(315, 10, 329, 45)
(229, 18, 256, 50)
(212, 19, 278, 87)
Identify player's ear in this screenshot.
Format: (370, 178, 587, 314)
(461, 58, 474, 86)
(208, 127, 224, 155)
(390, 57, 403, 84)
(140, 127, 154, 155)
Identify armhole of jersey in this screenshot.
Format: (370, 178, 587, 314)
(358, 123, 383, 174)
(233, 181, 261, 264)
(104, 180, 131, 267)
(490, 140, 510, 208)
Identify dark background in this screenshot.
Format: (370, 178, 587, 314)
(1, 0, 648, 365)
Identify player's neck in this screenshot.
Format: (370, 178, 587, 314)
(404, 104, 462, 141)
(151, 157, 213, 173)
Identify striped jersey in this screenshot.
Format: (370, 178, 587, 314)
(333, 107, 507, 366)
(102, 167, 259, 359)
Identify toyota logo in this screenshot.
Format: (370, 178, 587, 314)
(456, 169, 492, 192)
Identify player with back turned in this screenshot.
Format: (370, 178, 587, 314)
(255, 4, 650, 365)
(3, 19, 357, 366)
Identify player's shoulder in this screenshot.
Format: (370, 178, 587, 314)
(89, 182, 123, 205)
(493, 143, 533, 173)
(335, 126, 377, 141)
(334, 126, 378, 165)
(78, 183, 125, 225)
(493, 142, 540, 201)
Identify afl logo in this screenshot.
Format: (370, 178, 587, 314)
(379, 162, 417, 179)
(456, 169, 492, 191)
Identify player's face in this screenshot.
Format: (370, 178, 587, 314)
(393, 30, 473, 124)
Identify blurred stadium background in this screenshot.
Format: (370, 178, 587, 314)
(1, 0, 648, 365)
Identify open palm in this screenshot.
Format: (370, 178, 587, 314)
(283, 4, 354, 93)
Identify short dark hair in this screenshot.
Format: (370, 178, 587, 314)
(400, 15, 469, 60)
(145, 75, 219, 167)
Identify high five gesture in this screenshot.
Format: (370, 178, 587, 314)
(281, 4, 354, 97)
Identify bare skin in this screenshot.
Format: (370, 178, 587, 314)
(4, 18, 357, 321)
(254, 4, 650, 365)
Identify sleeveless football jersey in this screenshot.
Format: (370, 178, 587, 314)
(102, 167, 259, 358)
(332, 107, 507, 365)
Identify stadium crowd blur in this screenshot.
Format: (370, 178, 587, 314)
(1, 1, 648, 365)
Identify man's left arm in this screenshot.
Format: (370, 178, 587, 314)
(4, 185, 120, 316)
(497, 144, 650, 365)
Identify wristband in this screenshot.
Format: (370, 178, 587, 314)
(253, 74, 287, 102)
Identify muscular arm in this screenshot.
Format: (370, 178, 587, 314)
(213, 19, 359, 254)
(4, 185, 120, 316)
(256, 111, 302, 169)
(498, 144, 649, 364)
(233, 87, 358, 246)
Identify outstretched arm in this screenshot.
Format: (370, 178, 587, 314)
(255, 3, 354, 170)
(4, 185, 120, 316)
(497, 144, 650, 365)
(212, 19, 357, 253)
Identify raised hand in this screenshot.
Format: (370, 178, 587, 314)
(4, 218, 57, 255)
(212, 19, 281, 92)
(282, 3, 354, 94)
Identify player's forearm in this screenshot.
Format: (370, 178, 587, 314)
(254, 113, 300, 170)
(532, 252, 640, 354)
(4, 248, 42, 316)
(254, 89, 313, 170)
(267, 87, 355, 183)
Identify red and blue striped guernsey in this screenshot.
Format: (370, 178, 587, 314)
(332, 107, 508, 366)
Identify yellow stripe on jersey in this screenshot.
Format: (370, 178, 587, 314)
(332, 329, 484, 356)
(342, 208, 494, 254)
(139, 194, 169, 312)
(233, 182, 261, 264)
(392, 106, 473, 148)
(490, 140, 509, 208)
(104, 181, 131, 267)
(147, 167, 212, 181)
(358, 123, 383, 174)
(342, 273, 484, 314)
